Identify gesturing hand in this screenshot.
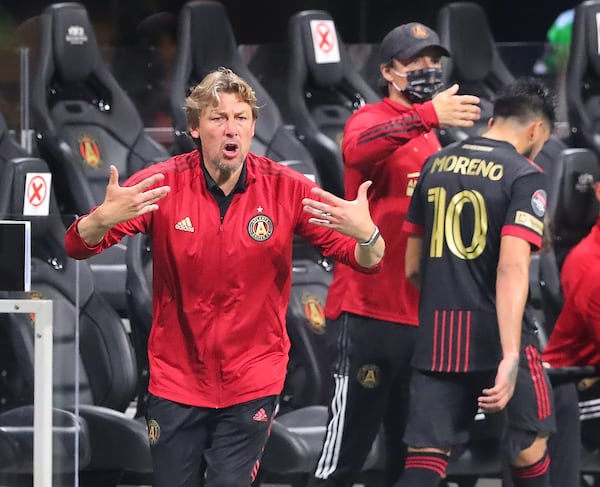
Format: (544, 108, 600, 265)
(96, 165, 171, 227)
(302, 180, 376, 242)
(432, 84, 482, 128)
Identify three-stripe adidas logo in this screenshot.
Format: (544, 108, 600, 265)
(175, 217, 194, 232)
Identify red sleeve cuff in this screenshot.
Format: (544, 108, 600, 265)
(501, 224, 542, 250)
(64, 213, 104, 259)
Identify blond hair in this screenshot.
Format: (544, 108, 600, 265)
(185, 67, 259, 130)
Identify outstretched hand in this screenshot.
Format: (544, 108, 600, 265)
(302, 180, 376, 242)
(95, 165, 171, 228)
(432, 83, 481, 128)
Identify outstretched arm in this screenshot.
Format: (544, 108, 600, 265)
(77, 165, 171, 246)
(302, 180, 384, 268)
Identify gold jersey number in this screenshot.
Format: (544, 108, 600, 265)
(428, 187, 488, 260)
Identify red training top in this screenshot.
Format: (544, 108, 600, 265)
(543, 217, 600, 368)
(325, 97, 441, 325)
(65, 150, 378, 408)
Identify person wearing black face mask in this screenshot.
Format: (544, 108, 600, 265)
(307, 22, 481, 487)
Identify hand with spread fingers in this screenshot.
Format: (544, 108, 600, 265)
(302, 180, 384, 268)
(303, 180, 376, 242)
(77, 164, 170, 245)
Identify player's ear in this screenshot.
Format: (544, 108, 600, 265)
(487, 117, 494, 128)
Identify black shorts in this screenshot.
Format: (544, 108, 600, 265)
(404, 334, 555, 460)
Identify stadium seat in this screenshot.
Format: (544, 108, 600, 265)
(29, 2, 170, 315)
(0, 156, 152, 487)
(565, 0, 600, 157)
(0, 112, 93, 485)
(436, 1, 515, 143)
(547, 147, 600, 268)
(279, 9, 380, 197)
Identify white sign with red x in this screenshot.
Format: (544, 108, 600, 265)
(23, 172, 52, 216)
(310, 19, 340, 64)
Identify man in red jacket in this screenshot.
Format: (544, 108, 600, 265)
(309, 22, 480, 486)
(64, 67, 385, 487)
(542, 179, 600, 487)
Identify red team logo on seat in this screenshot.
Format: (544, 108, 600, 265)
(302, 293, 326, 334)
(78, 134, 102, 168)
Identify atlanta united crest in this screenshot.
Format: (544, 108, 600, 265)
(247, 214, 274, 241)
(147, 419, 160, 445)
(357, 364, 381, 389)
(302, 293, 326, 334)
(78, 133, 102, 168)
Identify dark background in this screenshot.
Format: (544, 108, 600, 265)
(0, 0, 583, 46)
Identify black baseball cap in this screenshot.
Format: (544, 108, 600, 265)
(378, 22, 451, 63)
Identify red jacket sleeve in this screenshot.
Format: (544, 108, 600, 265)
(342, 100, 439, 172)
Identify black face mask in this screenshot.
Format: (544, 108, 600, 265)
(400, 67, 444, 103)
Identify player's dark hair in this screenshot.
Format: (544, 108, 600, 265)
(492, 77, 556, 128)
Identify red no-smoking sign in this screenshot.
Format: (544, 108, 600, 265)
(310, 19, 340, 64)
(23, 173, 52, 216)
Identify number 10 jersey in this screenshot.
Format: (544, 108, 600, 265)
(403, 137, 548, 372)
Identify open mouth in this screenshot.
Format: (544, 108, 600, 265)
(223, 142, 239, 157)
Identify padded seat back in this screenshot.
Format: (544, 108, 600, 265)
(281, 259, 333, 413)
(0, 157, 138, 412)
(550, 147, 600, 267)
(31, 2, 169, 216)
(286, 9, 380, 196)
(566, 0, 600, 154)
(436, 2, 515, 142)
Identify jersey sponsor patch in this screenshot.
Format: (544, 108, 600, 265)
(247, 214, 274, 241)
(530, 189, 547, 217)
(515, 210, 544, 235)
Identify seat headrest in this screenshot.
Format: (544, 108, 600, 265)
(438, 2, 494, 82)
(289, 10, 346, 88)
(576, 0, 600, 78)
(553, 147, 600, 239)
(183, 1, 241, 80)
(171, 0, 281, 148)
(44, 2, 101, 83)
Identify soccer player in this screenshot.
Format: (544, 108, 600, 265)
(397, 77, 556, 487)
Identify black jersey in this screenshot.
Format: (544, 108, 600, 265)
(404, 137, 548, 372)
